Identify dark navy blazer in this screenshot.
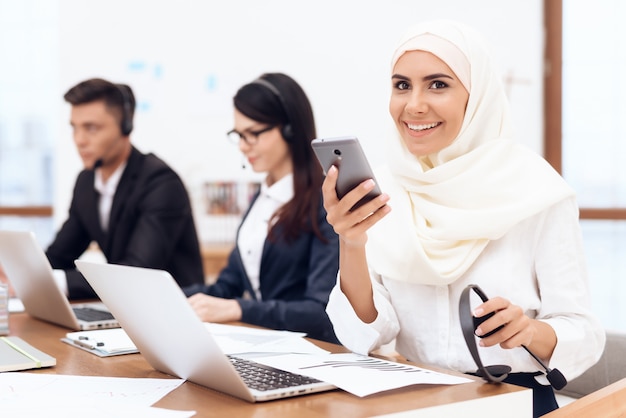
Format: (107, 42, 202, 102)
(183, 191, 340, 344)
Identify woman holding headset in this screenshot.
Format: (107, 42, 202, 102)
(322, 21, 605, 416)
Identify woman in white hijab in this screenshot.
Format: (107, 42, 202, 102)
(323, 20, 605, 417)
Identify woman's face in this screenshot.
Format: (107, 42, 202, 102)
(389, 50, 469, 157)
(233, 109, 292, 185)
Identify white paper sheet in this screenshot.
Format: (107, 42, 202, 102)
(254, 352, 473, 397)
(0, 373, 187, 411)
(8, 297, 24, 313)
(204, 322, 329, 355)
(2, 405, 196, 418)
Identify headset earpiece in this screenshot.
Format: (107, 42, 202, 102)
(116, 84, 133, 136)
(459, 285, 510, 383)
(250, 77, 293, 142)
(281, 124, 293, 141)
(459, 284, 567, 389)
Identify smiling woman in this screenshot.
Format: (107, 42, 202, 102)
(322, 20, 605, 418)
(389, 51, 469, 162)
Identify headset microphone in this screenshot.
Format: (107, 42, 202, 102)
(92, 135, 123, 171)
(92, 146, 114, 170)
(521, 345, 568, 390)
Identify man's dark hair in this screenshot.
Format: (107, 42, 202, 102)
(64, 78, 135, 135)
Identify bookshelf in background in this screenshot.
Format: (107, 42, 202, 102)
(198, 181, 259, 283)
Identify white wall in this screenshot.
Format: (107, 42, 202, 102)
(55, 0, 544, 241)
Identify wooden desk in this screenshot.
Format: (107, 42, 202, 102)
(9, 312, 529, 417)
(201, 243, 233, 283)
(544, 378, 626, 418)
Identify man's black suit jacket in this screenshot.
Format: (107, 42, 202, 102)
(46, 147, 204, 300)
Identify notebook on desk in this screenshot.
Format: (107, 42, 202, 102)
(0, 336, 56, 372)
(0, 230, 118, 330)
(75, 260, 337, 402)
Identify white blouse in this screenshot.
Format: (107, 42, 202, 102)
(237, 174, 293, 299)
(327, 196, 605, 381)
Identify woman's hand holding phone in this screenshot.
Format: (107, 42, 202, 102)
(316, 139, 390, 323)
(321, 165, 391, 248)
(313, 136, 391, 245)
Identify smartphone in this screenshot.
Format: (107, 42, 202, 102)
(311, 136, 381, 210)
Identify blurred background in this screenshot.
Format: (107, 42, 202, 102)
(1, 0, 624, 330)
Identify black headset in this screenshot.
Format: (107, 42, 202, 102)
(249, 77, 294, 142)
(116, 84, 133, 136)
(459, 284, 567, 390)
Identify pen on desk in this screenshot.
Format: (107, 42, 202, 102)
(73, 338, 105, 350)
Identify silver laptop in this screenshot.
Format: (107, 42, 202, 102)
(75, 260, 336, 402)
(0, 230, 118, 330)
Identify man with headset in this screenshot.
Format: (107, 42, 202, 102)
(45, 78, 204, 300)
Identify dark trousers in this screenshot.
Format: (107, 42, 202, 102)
(504, 372, 559, 417)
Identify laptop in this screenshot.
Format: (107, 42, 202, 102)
(0, 230, 118, 330)
(74, 260, 336, 402)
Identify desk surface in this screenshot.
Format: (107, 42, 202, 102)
(9, 312, 527, 418)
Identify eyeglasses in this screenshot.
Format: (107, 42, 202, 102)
(226, 125, 276, 145)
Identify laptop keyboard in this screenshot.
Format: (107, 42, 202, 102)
(228, 356, 322, 391)
(73, 307, 115, 322)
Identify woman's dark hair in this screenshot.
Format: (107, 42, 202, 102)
(233, 73, 325, 243)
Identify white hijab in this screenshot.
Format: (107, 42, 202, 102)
(366, 20, 575, 285)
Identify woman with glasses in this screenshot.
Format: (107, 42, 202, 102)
(183, 73, 339, 344)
